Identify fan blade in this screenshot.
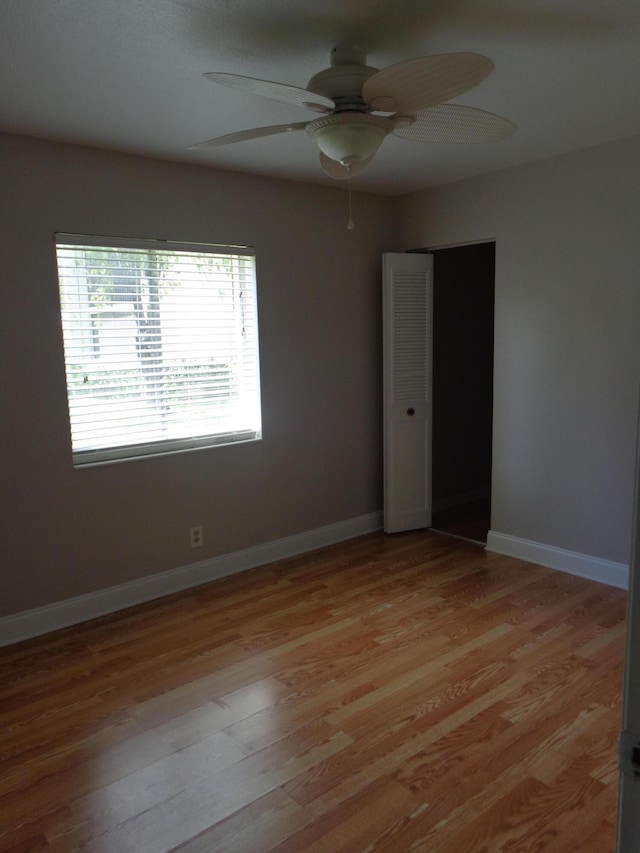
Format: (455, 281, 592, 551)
(189, 122, 309, 150)
(319, 152, 373, 180)
(363, 52, 494, 113)
(204, 72, 334, 113)
(392, 104, 516, 143)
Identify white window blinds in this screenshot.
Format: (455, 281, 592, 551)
(55, 234, 262, 466)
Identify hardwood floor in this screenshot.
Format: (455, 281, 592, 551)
(0, 531, 627, 852)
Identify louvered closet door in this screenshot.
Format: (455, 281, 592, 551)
(383, 253, 433, 533)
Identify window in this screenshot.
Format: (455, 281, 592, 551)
(55, 234, 261, 466)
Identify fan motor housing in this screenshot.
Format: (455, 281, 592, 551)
(307, 64, 379, 111)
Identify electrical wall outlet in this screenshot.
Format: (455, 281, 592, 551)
(190, 525, 203, 548)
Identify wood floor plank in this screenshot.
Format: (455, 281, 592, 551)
(0, 530, 626, 852)
(170, 789, 310, 853)
(269, 777, 420, 853)
(433, 766, 605, 853)
(376, 701, 615, 851)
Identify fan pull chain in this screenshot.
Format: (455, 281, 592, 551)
(347, 165, 355, 231)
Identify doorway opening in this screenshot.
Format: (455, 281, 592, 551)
(429, 241, 495, 544)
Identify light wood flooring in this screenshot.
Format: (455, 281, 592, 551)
(0, 531, 627, 852)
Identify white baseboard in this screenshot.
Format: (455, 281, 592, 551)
(0, 512, 383, 648)
(486, 530, 629, 590)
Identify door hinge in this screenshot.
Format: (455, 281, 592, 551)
(618, 729, 640, 778)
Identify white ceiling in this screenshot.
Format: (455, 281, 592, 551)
(2, 0, 640, 196)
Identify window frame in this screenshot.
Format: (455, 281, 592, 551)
(54, 233, 262, 467)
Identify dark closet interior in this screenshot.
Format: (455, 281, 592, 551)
(430, 242, 495, 544)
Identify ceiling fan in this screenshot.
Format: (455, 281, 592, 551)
(191, 45, 516, 180)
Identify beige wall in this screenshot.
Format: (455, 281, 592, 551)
(396, 135, 640, 567)
(0, 133, 397, 617)
(3, 130, 639, 620)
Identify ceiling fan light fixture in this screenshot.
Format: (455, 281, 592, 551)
(307, 114, 390, 165)
(196, 48, 515, 183)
